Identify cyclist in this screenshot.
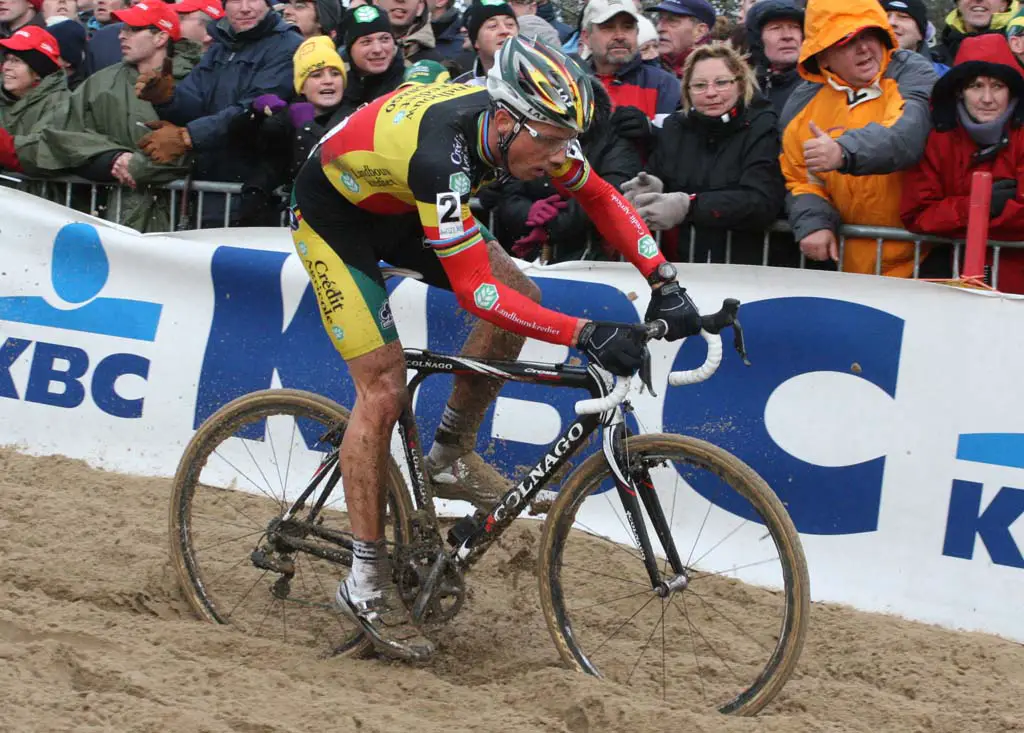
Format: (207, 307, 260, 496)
(289, 36, 701, 661)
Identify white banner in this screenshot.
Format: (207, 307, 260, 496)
(2, 189, 1023, 642)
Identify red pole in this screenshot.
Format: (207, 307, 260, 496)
(964, 170, 992, 280)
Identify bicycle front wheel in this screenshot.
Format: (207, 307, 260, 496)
(170, 388, 414, 658)
(538, 433, 809, 715)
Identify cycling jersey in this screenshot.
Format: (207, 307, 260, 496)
(292, 81, 670, 359)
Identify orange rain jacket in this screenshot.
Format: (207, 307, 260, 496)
(779, 0, 938, 276)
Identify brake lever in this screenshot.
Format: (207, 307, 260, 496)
(638, 345, 657, 397)
(732, 318, 752, 366)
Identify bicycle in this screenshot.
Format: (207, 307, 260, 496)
(169, 274, 810, 716)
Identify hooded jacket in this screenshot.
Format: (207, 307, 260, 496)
(648, 94, 787, 264)
(155, 12, 303, 195)
(0, 72, 70, 135)
(934, 0, 1021, 66)
(583, 54, 681, 118)
(779, 0, 938, 276)
(398, 9, 444, 63)
(900, 34, 1024, 293)
(494, 83, 642, 261)
(15, 42, 202, 232)
(745, 0, 804, 117)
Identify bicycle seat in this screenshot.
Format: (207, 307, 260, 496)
(380, 267, 423, 281)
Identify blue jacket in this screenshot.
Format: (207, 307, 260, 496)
(431, 9, 465, 60)
(83, 22, 123, 77)
(157, 13, 302, 186)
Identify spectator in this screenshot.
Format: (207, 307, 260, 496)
(579, 0, 680, 118)
(780, 0, 938, 277)
(517, 13, 559, 48)
(622, 41, 786, 264)
(0, 0, 45, 38)
(900, 35, 1024, 292)
(18, 1, 202, 230)
(935, 0, 1020, 65)
(282, 0, 342, 41)
(174, 0, 224, 54)
(509, 0, 534, 17)
(653, 0, 714, 78)
(41, 0, 76, 22)
(136, 0, 302, 226)
(1007, 5, 1024, 64)
(47, 16, 87, 89)
(638, 15, 659, 62)
(454, 0, 517, 84)
(82, 2, 125, 75)
(232, 35, 346, 191)
(536, 0, 571, 43)
(335, 4, 404, 118)
(430, 0, 464, 57)
(745, 0, 804, 116)
(376, 0, 442, 62)
(0, 26, 68, 136)
(494, 82, 642, 261)
(881, 0, 949, 75)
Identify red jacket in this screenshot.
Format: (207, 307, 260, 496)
(900, 34, 1024, 293)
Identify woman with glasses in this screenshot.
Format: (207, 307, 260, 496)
(622, 41, 787, 265)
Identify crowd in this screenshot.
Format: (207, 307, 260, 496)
(0, 0, 1023, 289)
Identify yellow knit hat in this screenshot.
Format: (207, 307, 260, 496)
(293, 36, 347, 95)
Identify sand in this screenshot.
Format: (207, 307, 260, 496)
(1, 446, 1022, 733)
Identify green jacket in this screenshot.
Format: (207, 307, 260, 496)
(16, 42, 202, 232)
(0, 72, 70, 135)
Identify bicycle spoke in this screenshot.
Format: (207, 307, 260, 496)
(283, 418, 298, 500)
(590, 593, 660, 657)
(690, 518, 748, 570)
(689, 556, 782, 581)
(625, 593, 671, 686)
(560, 562, 650, 589)
(226, 568, 273, 622)
(686, 587, 772, 654)
(568, 587, 656, 613)
(268, 414, 286, 500)
(603, 491, 645, 557)
(211, 449, 280, 509)
(672, 593, 743, 686)
(190, 527, 267, 555)
(677, 589, 707, 703)
(661, 597, 667, 701)
(241, 439, 281, 509)
(686, 496, 714, 569)
(662, 468, 681, 576)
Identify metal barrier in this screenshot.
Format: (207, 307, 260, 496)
(5, 173, 1023, 290)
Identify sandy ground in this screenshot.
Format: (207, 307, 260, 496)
(1, 447, 1023, 733)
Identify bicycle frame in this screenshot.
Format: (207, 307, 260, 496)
(396, 349, 686, 588)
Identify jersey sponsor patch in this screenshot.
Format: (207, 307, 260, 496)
(340, 171, 360, 193)
(449, 172, 471, 196)
(473, 283, 499, 310)
(436, 192, 463, 239)
(637, 234, 659, 259)
(378, 301, 395, 330)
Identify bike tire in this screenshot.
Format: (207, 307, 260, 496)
(537, 432, 809, 715)
(169, 388, 414, 658)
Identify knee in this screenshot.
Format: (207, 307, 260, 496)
(356, 366, 408, 427)
(518, 276, 542, 304)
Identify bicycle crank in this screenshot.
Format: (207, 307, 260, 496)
(396, 544, 465, 625)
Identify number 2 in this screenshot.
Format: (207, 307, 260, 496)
(438, 193, 459, 224)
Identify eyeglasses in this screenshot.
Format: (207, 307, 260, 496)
(521, 120, 577, 153)
(687, 77, 740, 95)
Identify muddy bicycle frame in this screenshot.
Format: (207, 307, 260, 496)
(283, 348, 686, 599)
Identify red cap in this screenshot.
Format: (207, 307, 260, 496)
(174, 0, 225, 19)
(0, 26, 61, 66)
(113, 1, 182, 41)
(28, 0, 44, 9)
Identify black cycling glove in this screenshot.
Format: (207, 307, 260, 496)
(645, 281, 701, 341)
(990, 179, 1017, 219)
(577, 321, 647, 376)
(610, 105, 652, 142)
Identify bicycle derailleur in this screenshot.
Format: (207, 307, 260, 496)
(394, 541, 465, 626)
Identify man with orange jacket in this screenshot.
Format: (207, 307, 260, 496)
(779, 0, 937, 277)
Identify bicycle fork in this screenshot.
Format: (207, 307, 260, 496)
(603, 414, 689, 597)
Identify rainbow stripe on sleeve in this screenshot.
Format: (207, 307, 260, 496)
(427, 223, 484, 258)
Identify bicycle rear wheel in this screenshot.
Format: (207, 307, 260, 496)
(538, 433, 809, 715)
(170, 388, 414, 657)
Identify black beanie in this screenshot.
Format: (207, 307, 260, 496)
(9, 48, 60, 79)
(344, 4, 393, 54)
(466, 0, 517, 45)
(315, 0, 343, 38)
(879, 0, 927, 39)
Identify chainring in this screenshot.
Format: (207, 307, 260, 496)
(394, 542, 465, 625)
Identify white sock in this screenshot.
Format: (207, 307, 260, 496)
(347, 539, 389, 601)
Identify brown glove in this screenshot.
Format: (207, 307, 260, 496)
(138, 120, 192, 164)
(135, 57, 175, 104)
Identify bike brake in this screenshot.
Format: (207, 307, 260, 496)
(638, 346, 657, 397)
